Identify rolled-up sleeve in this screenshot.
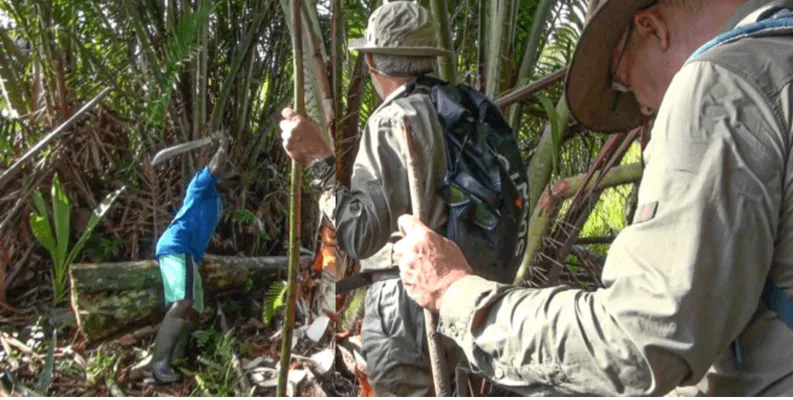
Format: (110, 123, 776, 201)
(438, 61, 785, 396)
(318, 113, 411, 260)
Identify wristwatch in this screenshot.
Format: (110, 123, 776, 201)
(309, 155, 336, 182)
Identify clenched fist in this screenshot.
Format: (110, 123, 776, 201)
(279, 107, 332, 165)
(394, 214, 473, 312)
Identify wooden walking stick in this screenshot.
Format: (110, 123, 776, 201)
(276, 0, 304, 395)
(402, 117, 452, 396)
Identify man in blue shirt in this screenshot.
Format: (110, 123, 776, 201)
(150, 135, 227, 383)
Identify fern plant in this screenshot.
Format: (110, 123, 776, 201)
(263, 280, 288, 325)
(29, 174, 124, 305)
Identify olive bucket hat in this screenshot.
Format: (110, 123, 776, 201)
(564, 0, 660, 133)
(348, 1, 452, 57)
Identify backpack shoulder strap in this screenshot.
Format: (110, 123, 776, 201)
(696, 8, 793, 358)
(764, 280, 793, 330)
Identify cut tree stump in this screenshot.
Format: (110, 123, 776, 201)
(70, 252, 313, 341)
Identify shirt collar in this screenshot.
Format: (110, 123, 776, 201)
(372, 72, 441, 113)
(720, 0, 793, 33)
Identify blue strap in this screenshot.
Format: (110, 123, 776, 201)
(696, 10, 793, 364)
(762, 279, 793, 331)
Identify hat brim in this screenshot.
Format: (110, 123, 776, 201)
(564, 1, 653, 134)
(348, 37, 453, 57)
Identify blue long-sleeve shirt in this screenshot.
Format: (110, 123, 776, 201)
(156, 167, 222, 264)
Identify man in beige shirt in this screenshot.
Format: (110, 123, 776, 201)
(279, 2, 455, 395)
(395, 0, 793, 396)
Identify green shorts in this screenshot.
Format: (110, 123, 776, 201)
(158, 254, 204, 313)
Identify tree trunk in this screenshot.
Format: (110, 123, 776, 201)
(69, 253, 312, 341)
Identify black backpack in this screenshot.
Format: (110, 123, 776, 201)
(404, 76, 530, 284)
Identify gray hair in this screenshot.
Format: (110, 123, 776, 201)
(371, 54, 437, 77)
(658, 0, 713, 11)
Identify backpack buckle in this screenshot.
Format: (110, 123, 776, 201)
(440, 182, 500, 231)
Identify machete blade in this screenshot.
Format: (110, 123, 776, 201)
(336, 266, 401, 294)
(151, 136, 215, 168)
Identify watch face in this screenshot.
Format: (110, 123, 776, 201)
(313, 159, 330, 177)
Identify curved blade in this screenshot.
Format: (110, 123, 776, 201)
(336, 266, 400, 294)
(151, 136, 214, 167)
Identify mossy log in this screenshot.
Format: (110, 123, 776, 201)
(69, 252, 313, 341)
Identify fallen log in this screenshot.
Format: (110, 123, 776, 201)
(70, 252, 313, 341)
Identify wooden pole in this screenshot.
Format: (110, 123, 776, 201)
(277, 0, 304, 395)
(402, 117, 451, 396)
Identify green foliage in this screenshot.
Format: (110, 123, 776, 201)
(29, 175, 124, 305)
(82, 235, 125, 262)
(85, 345, 118, 387)
(36, 330, 56, 396)
(187, 327, 243, 397)
(145, 0, 217, 133)
(263, 280, 288, 325)
(579, 143, 643, 255)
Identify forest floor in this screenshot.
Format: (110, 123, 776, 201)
(0, 257, 359, 397)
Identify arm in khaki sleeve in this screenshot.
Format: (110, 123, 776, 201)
(316, 114, 411, 260)
(437, 61, 786, 396)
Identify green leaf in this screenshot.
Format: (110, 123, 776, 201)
(31, 189, 49, 218)
(263, 281, 288, 325)
(37, 330, 57, 395)
(29, 213, 58, 266)
(51, 174, 71, 268)
(536, 93, 561, 174)
(67, 186, 126, 266)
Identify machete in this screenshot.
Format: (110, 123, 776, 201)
(151, 135, 219, 167)
(336, 266, 401, 294)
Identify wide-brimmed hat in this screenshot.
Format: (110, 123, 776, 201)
(348, 1, 452, 57)
(564, 0, 658, 133)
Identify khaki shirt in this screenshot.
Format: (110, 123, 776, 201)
(318, 81, 448, 271)
(438, 0, 793, 396)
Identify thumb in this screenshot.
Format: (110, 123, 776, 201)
(397, 213, 430, 237)
(281, 107, 297, 120)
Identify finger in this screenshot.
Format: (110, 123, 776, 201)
(279, 119, 298, 132)
(397, 213, 430, 237)
(393, 236, 407, 260)
(281, 107, 296, 119)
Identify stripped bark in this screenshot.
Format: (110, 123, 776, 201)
(513, 163, 644, 285)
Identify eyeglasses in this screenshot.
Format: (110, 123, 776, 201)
(609, 0, 659, 109)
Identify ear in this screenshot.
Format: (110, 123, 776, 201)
(634, 9, 670, 51)
(365, 53, 378, 74)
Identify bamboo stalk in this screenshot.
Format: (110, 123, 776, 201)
(403, 117, 451, 396)
(300, 1, 335, 146)
(209, 0, 271, 133)
(429, 0, 456, 83)
(277, 0, 305, 395)
(485, 0, 508, 98)
(476, 0, 486, 92)
(507, 0, 557, 128)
